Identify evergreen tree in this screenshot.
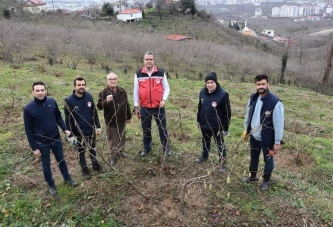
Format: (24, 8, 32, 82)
(102, 2, 114, 16)
(3, 9, 10, 19)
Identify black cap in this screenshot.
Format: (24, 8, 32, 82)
(205, 72, 217, 84)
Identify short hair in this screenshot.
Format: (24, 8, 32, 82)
(106, 72, 117, 79)
(255, 74, 269, 83)
(144, 51, 155, 58)
(74, 77, 86, 86)
(32, 81, 46, 91)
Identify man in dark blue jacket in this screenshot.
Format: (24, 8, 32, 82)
(24, 81, 79, 195)
(196, 72, 231, 173)
(65, 77, 102, 180)
(242, 74, 284, 191)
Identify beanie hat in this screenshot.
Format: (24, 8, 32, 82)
(205, 72, 218, 84)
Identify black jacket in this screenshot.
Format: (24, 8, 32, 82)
(24, 97, 67, 151)
(197, 83, 231, 132)
(64, 91, 100, 136)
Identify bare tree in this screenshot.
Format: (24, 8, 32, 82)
(323, 41, 333, 84)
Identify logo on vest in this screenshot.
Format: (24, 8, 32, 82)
(264, 110, 271, 117)
(156, 79, 161, 84)
(212, 102, 217, 107)
(87, 102, 92, 107)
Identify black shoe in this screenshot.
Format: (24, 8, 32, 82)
(49, 186, 57, 195)
(260, 181, 269, 191)
(64, 179, 79, 187)
(119, 151, 128, 158)
(195, 156, 208, 164)
(92, 162, 103, 172)
(242, 177, 259, 183)
(141, 149, 151, 157)
(81, 167, 91, 180)
(218, 165, 226, 173)
(110, 157, 117, 166)
(164, 150, 171, 157)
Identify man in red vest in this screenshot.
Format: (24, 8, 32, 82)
(133, 51, 171, 157)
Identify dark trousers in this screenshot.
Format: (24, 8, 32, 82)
(77, 135, 97, 168)
(106, 124, 126, 159)
(140, 107, 169, 151)
(39, 140, 71, 187)
(201, 128, 226, 162)
(249, 136, 274, 175)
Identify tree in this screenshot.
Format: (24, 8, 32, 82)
(102, 2, 114, 16)
(280, 45, 288, 84)
(3, 9, 11, 19)
(156, 0, 166, 20)
(323, 41, 333, 84)
(180, 0, 195, 15)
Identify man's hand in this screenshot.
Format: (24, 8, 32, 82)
(159, 100, 166, 108)
(106, 94, 113, 102)
(33, 149, 41, 157)
(134, 106, 140, 119)
(64, 130, 71, 137)
(241, 131, 248, 141)
(222, 131, 229, 136)
(95, 128, 101, 137)
(126, 119, 131, 124)
(273, 143, 281, 153)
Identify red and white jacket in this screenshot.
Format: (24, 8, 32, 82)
(133, 66, 170, 108)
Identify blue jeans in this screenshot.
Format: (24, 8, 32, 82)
(39, 140, 71, 187)
(140, 107, 169, 151)
(249, 136, 274, 174)
(201, 128, 226, 162)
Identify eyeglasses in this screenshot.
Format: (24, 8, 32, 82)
(144, 58, 154, 61)
(107, 78, 117, 81)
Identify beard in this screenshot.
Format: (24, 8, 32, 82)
(77, 88, 85, 94)
(257, 88, 268, 94)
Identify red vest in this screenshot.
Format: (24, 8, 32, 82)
(136, 66, 165, 108)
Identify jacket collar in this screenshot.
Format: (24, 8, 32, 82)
(141, 65, 158, 74)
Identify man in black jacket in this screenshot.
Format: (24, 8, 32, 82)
(97, 72, 132, 166)
(196, 72, 231, 173)
(24, 81, 79, 195)
(65, 77, 102, 180)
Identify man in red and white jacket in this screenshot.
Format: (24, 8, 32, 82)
(133, 51, 171, 157)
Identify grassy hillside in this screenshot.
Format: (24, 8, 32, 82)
(0, 50, 332, 226)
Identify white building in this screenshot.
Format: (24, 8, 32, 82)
(271, 7, 280, 17)
(262, 29, 274, 37)
(22, 0, 46, 14)
(117, 9, 142, 22)
(255, 7, 262, 16)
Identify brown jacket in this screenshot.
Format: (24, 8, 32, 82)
(97, 86, 132, 127)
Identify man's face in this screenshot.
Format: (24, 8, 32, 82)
(107, 74, 118, 88)
(32, 84, 47, 100)
(206, 80, 217, 93)
(74, 80, 86, 95)
(255, 79, 269, 95)
(144, 54, 155, 70)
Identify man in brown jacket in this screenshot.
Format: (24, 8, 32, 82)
(97, 72, 132, 166)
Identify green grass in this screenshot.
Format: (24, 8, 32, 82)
(0, 43, 333, 227)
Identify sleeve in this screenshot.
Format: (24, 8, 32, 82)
(196, 91, 202, 124)
(55, 100, 67, 132)
(64, 98, 71, 130)
(221, 93, 231, 132)
(162, 74, 170, 101)
(126, 99, 132, 120)
(97, 90, 108, 110)
(133, 73, 139, 106)
(244, 99, 251, 129)
(273, 101, 284, 144)
(92, 100, 101, 128)
(23, 108, 38, 151)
